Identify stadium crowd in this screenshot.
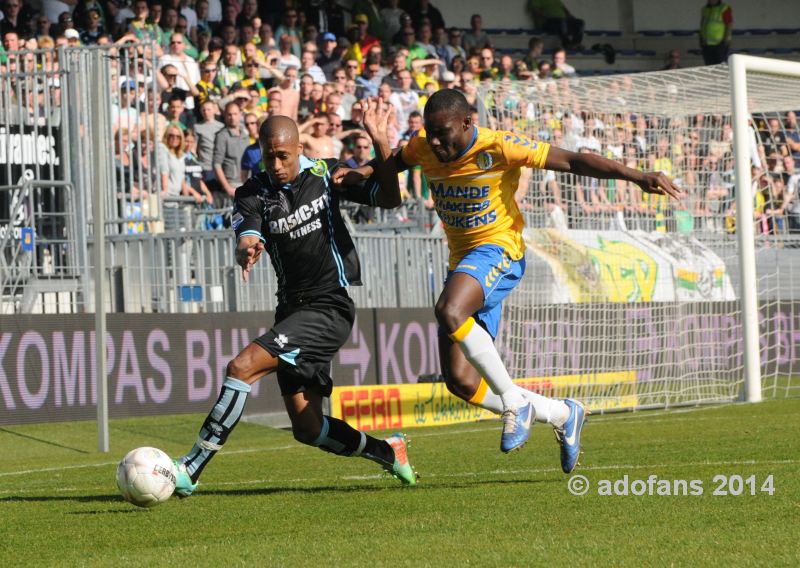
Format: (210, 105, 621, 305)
(0, 0, 798, 234)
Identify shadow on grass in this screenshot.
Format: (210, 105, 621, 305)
(0, 427, 90, 454)
(0, 477, 556, 503)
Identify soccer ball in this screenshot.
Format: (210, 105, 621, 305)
(116, 447, 177, 508)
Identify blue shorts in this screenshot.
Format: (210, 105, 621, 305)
(444, 244, 525, 339)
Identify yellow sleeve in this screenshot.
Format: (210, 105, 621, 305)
(500, 131, 550, 170)
(400, 132, 424, 167)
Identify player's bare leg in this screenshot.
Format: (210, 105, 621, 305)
(173, 342, 278, 496)
(283, 387, 418, 485)
(435, 273, 535, 451)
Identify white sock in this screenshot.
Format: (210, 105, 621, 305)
(519, 389, 570, 427)
(450, 317, 526, 410)
(467, 378, 504, 413)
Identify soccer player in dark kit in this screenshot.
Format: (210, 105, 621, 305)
(171, 100, 417, 496)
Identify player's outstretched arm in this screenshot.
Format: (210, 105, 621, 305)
(545, 146, 685, 201)
(236, 235, 265, 283)
(361, 98, 401, 208)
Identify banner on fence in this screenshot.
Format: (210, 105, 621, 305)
(525, 228, 735, 303)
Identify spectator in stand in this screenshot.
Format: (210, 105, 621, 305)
(528, 0, 584, 49)
(764, 175, 786, 234)
(156, 64, 188, 112)
(551, 47, 576, 78)
(139, 87, 170, 142)
(160, 33, 201, 108)
(78, 8, 105, 45)
(277, 66, 300, 120)
(266, 88, 283, 118)
(112, 79, 141, 135)
(195, 62, 223, 115)
(276, 33, 301, 74)
(195, 100, 224, 184)
(523, 37, 545, 71)
(381, 0, 407, 43)
(240, 112, 262, 180)
(299, 113, 339, 159)
(356, 60, 382, 98)
(216, 43, 244, 94)
(194, 0, 212, 38)
(257, 22, 276, 54)
(158, 125, 201, 229)
(663, 49, 682, 70)
(415, 23, 438, 59)
(445, 28, 466, 68)
(784, 111, 800, 160)
(699, 0, 732, 65)
(128, 0, 164, 49)
(346, 14, 380, 72)
(479, 47, 496, 77)
(216, 2, 239, 36)
(164, 94, 196, 131)
(381, 51, 406, 89)
(211, 101, 249, 207)
(412, 58, 440, 91)
(411, 0, 445, 32)
(0, 0, 25, 37)
(343, 132, 377, 222)
(300, 49, 326, 84)
(297, 73, 317, 122)
(274, 8, 302, 58)
(388, 68, 420, 130)
(237, 0, 259, 29)
(462, 14, 490, 53)
(230, 57, 269, 112)
(317, 32, 342, 80)
(497, 55, 517, 81)
(183, 130, 214, 225)
(761, 117, 788, 160)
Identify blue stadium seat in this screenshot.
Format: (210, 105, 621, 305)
(774, 28, 800, 35)
(640, 31, 665, 36)
(667, 30, 696, 36)
(769, 47, 795, 54)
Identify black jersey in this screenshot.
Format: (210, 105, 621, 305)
(232, 155, 381, 303)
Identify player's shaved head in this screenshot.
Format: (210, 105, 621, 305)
(260, 115, 299, 145)
(259, 115, 304, 184)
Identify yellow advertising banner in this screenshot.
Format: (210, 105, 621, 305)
(330, 372, 638, 430)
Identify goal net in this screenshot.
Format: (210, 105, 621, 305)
(479, 62, 800, 411)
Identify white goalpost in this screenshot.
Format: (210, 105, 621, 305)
(479, 57, 800, 412)
(730, 54, 800, 403)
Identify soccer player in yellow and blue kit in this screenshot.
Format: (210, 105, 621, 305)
(335, 90, 682, 472)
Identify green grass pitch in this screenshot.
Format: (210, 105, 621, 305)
(1, 399, 798, 566)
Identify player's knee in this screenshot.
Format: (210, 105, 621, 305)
(226, 357, 251, 381)
(434, 299, 468, 333)
(291, 424, 320, 446)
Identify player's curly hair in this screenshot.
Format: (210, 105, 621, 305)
(424, 88, 471, 118)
